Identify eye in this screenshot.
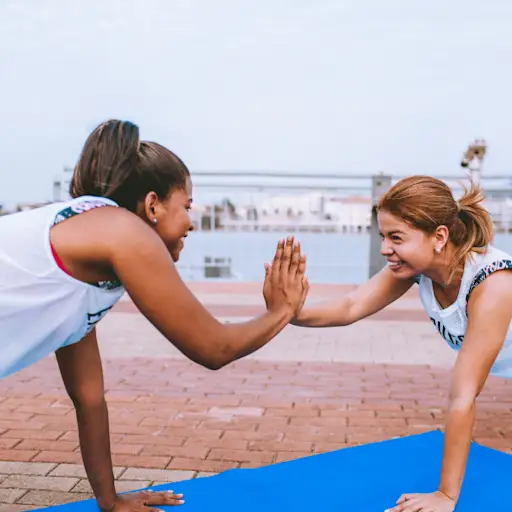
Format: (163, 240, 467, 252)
(391, 235, 402, 243)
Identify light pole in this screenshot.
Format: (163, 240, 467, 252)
(460, 139, 487, 185)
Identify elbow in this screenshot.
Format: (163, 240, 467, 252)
(448, 394, 477, 414)
(71, 393, 107, 416)
(201, 359, 227, 371)
(194, 331, 236, 371)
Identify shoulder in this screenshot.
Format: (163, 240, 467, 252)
(51, 204, 162, 263)
(466, 247, 512, 297)
(467, 267, 512, 312)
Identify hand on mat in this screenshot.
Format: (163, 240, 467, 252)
(384, 490, 455, 512)
(107, 490, 184, 511)
(263, 236, 309, 317)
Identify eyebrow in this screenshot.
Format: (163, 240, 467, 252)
(380, 230, 405, 236)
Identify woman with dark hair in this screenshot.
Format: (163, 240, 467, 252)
(0, 119, 309, 511)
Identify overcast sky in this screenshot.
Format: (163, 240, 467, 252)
(1, 0, 511, 207)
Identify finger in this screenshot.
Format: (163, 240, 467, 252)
(272, 238, 285, 276)
(288, 241, 301, 278)
(296, 254, 306, 277)
(264, 262, 272, 279)
(396, 494, 412, 504)
(297, 277, 309, 311)
(142, 490, 185, 505)
(302, 276, 309, 296)
(279, 236, 294, 274)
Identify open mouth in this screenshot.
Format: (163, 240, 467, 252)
(387, 260, 404, 270)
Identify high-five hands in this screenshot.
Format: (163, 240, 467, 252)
(263, 236, 309, 318)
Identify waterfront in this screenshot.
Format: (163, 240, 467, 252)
(176, 231, 512, 284)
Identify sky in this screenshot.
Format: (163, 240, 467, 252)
(1, 0, 512, 208)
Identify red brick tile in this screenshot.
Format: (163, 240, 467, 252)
(248, 440, 313, 452)
(0, 438, 21, 449)
(222, 430, 284, 442)
(111, 454, 171, 468)
(183, 438, 248, 450)
(15, 440, 78, 452)
(0, 449, 38, 461)
(161, 427, 223, 440)
(110, 444, 144, 455)
(207, 449, 274, 464)
(274, 451, 312, 463)
(32, 451, 82, 464)
(0, 420, 47, 430)
(140, 445, 209, 459)
(167, 458, 238, 472)
(1, 430, 64, 440)
(263, 408, 319, 418)
(119, 434, 186, 447)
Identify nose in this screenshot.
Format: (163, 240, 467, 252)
(380, 237, 393, 256)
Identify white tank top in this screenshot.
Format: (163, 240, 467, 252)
(0, 196, 125, 378)
(417, 245, 512, 378)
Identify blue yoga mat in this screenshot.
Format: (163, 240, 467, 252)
(37, 431, 511, 511)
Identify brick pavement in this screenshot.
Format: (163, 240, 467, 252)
(1, 282, 511, 509)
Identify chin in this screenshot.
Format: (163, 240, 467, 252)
(171, 251, 181, 263)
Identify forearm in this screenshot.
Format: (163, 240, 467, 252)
(75, 400, 117, 511)
(214, 308, 292, 367)
(438, 401, 476, 501)
(291, 298, 352, 327)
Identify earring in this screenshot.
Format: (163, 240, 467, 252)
(435, 247, 441, 254)
(152, 218, 158, 225)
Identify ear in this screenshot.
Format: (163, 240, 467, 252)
(433, 225, 449, 251)
(142, 191, 160, 222)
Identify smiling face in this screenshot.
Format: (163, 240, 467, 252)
(143, 176, 194, 262)
(377, 209, 443, 279)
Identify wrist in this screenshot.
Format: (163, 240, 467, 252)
(268, 304, 294, 324)
(97, 494, 118, 512)
(437, 487, 458, 502)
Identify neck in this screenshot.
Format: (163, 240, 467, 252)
(423, 244, 464, 290)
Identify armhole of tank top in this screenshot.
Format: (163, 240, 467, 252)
(465, 259, 512, 311)
(50, 197, 123, 291)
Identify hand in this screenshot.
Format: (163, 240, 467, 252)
(384, 491, 456, 512)
(102, 490, 184, 511)
(263, 236, 308, 317)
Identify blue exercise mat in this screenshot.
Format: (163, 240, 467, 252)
(36, 431, 511, 511)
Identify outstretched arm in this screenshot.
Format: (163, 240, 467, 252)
(52, 208, 308, 371)
(292, 266, 415, 327)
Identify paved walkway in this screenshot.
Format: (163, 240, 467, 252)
(1, 283, 511, 510)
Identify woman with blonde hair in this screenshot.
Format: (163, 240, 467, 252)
(287, 175, 512, 512)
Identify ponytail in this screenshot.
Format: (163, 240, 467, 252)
(448, 182, 493, 282)
(69, 119, 189, 212)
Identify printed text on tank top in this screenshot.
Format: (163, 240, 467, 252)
(420, 259, 512, 349)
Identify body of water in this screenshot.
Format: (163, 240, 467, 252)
(176, 232, 512, 284)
